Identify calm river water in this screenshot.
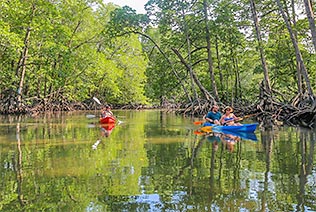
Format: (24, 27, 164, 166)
(0, 110, 315, 211)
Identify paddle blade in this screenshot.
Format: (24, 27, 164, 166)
(86, 114, 96, 118)
(194, 130, 205, 135)
(93, 97, 101, 105)
(193, 121, 204, 125)
(200, 126, 213, 133)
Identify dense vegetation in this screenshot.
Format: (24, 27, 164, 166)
(0, 0, 148, 113)
(0, 0, 316, 127)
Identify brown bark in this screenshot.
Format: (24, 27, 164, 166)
(172, 48, 214, 102)
(215, 36, 224, 94)
(203, 0, 219, 101)
(16, 4, 36, 108)
(303, 0, 316, 52)
(276, 0, 314, 98)
(16, 27, 31, 107)
(129, 31, 192, 102)
(291, 0, 303, 96)
(250, 0, 272, 95)
(180, 5, 199, 105)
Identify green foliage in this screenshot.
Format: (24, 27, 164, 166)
(142, 0, 316, 104)
(108, 6, 149, 38)
(0, 0, 149, 107)
(1, 0, 316, 108)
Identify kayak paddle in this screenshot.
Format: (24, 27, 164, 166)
(93, 96, 124, 124)
(200, 126, 213, 133)
(93, 97, 102, 105)
(193, 120, 204, 125)
(194, 130, 205, 135)
(86, 97, 102, 118)
(237, 113, 258, 121)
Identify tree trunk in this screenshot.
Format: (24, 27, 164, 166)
(303, 0, 316, 52)
(131, 30, 192, 102)
(16, 27, 31, 107)
(203, 0, 219, 102)
(291, 0, 303, 96)
(215, 36, 223, 95)
(275, 0, 314, 98)
(250, 0, 272, 96)
(235, 57, 242, 100)
(16, 3, 36, 108)
(180, 5, 199, 105)
(172, 48, 215, 102)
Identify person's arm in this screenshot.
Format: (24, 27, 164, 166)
(204, 113, 213, 123)
(232, 114, 240, 121)
(100, 110, 104, 118)
(219, 116, 225, 125)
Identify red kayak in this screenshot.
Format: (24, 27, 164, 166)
(100, 116, 116, 124)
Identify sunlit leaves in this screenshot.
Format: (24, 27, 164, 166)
(0, 0, 149, 107)
(108, 6, 149, 36)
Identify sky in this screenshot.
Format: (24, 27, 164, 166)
(103, 0, 147, 14)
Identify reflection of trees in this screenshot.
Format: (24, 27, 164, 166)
(260, 128, 316, 211)
(209, 134, 227, 201)
(296, 130, 315, 211)
(261, 129, 274, 211)
(233, 141, 242, 191)
(12, 117, 27, 206)
(2, 111, 316, 211)
(209, 138, 217, 199)
(0, 111, 151, 211)
(173, 135, 205, 181)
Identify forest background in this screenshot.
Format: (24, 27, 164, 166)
(0, 0, 316, 127)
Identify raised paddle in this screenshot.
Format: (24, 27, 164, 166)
(93, 96, 101, 105)
(86, 97, 102, 118)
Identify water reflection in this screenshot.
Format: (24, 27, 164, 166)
(92, 124, 116, 149)
(297, 130, 315, 211)
(201, 130, 258, 153)
(101, 124, 116, 137)
(206, 132, 239, 152)
(15, 117, 26, 207)
(0, 112, 316, 211)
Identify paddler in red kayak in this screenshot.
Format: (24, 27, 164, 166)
(100, 105, 114, 118)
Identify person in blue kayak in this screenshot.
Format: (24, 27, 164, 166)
(203, 105, 222, 125)
(220, 106, 241, 126)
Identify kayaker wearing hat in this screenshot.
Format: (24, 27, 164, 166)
(220, 106, 241, 126)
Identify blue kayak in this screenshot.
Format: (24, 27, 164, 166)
(202, 122, 258, 133)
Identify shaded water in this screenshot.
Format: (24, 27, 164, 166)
(0, 110, 315, 211)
